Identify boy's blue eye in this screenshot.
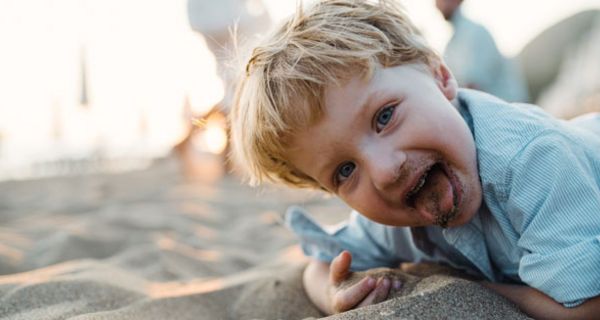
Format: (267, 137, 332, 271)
(375, 105, 395, 133)
(335, 162, 355, 184)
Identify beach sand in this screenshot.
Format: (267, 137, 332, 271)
(0, 156, 529, 319)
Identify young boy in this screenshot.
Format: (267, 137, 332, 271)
(230, 0, 600, 318)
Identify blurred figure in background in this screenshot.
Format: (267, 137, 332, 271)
(436, 0, 529, 102)
(536, 13, 600, 119)
(187, 0, 271, 113)
(175, 0, 271, 178)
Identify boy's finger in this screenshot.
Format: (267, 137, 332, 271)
(332, 276, 376, 313)
(356, 277, 391, 308)
(330, 250, 352, 285)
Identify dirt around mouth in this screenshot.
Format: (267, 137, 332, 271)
(435, 204, 458, 228)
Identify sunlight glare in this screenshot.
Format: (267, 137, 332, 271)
(192, 113, 228, 155)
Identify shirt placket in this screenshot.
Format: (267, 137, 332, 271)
(443, 213, 497, 281)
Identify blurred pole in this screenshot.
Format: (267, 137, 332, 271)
(79, 46, 89, 108)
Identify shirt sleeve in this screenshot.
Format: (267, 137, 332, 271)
(284, 206, 424, 271)
(504, 131, 600, 307)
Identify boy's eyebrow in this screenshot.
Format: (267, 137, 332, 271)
(361, 89, 382, 118)
(315, 160, 336, 189)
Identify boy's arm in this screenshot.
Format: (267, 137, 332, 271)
(483, 282, 600, 320)
(498, 134, 600, 309)
(303, 251, 395, 315)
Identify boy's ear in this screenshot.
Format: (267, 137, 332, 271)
(432, 62, 458, 101)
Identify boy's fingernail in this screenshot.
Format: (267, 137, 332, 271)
(393, 280, 403, 290)
(382, 278, 391, 288)
(367, 277, 376, 287)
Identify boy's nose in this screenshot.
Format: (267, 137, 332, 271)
(365, 148, 407, 191)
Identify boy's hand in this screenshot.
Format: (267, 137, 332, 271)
(328, 251, 402, 313)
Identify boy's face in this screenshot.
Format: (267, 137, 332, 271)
(436, 0, 462, 21)
(288, 63, 482, 228)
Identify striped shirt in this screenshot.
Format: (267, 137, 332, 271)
(286, 89, 600, 307)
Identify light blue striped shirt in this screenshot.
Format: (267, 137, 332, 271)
(286, 89, 600, 307)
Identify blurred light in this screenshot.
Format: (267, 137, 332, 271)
(192, 112, 227, 155)
(203, 123, 228, 154)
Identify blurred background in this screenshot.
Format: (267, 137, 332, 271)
(0, 0, 599, 181)
(0, 2, 600, 318)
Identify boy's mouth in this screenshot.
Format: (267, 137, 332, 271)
(405, 162, 461, 227)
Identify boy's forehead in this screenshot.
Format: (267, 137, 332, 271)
(323, 69, 376, 113)
(323, 63, 431, 109)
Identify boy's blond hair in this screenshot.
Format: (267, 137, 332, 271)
(230, 0, 439, 189)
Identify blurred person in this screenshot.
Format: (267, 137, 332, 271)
(537, 13, 600, 119)
(187, 0, 271, 112)
(436, 0, 529, 102)
(516, 10, 600, 104)
(174, 0, 271, 177)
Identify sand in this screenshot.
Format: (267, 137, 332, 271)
(0, 156, 530, 319)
